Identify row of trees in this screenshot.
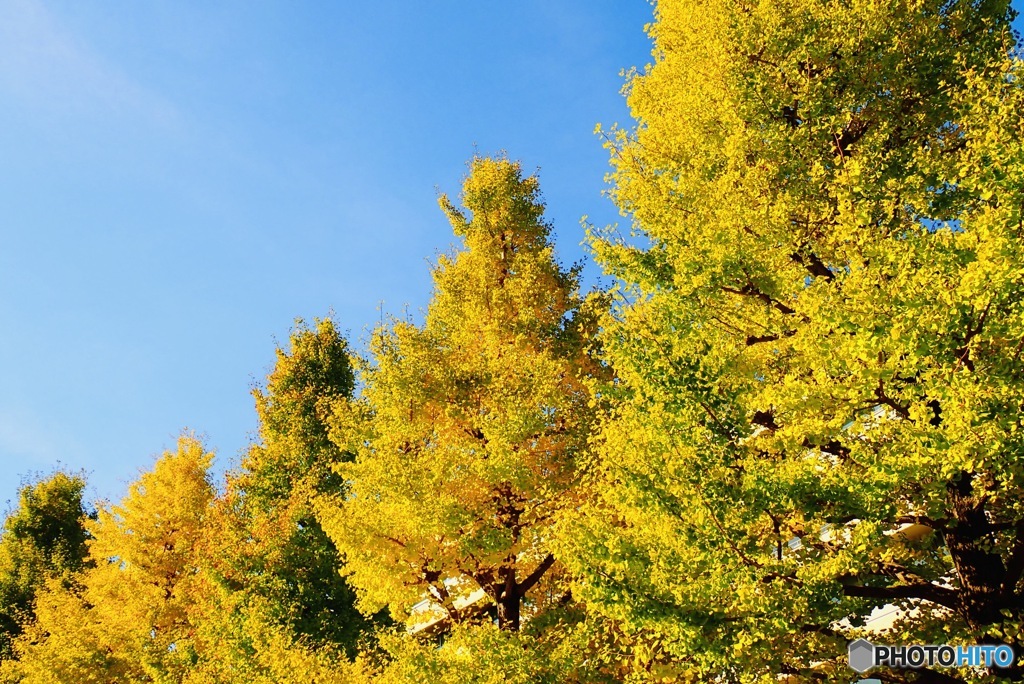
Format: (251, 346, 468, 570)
(2, 0, 1024, 681)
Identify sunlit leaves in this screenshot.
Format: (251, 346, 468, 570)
(320, 157, 605, 634)
(574, 0, 1024, 680)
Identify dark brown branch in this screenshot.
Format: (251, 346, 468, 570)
(517, 554, 556, 595)
(721, 284, 797, 316)
(790, 250, 835, 282)
(422, 565, 462, 622)
(697, 400, 729, 434)
(874, 381, 911, 420)
(746, 329, 796, 346)
(869, 560, 938, 586)
(746, 49, 780, 69)
(747, 333, 781, 346)
(834, 116, 869, 157)
(954, 300, 991, 373)
(841, 581, 960, 611)
(384, 535, 407, 548)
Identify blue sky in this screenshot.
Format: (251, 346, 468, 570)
(1, 2, 1022, 508)
(0, 1, 654, 506)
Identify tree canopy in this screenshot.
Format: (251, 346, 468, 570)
(3, 2, 1024, 682)
(207, 318, 377, 656)
(319, 156, 606, 634)
(560, 0, 1024, 681)
(3, 436, 214, 683)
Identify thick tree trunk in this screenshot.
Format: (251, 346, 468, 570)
(487, 555, 555, 632)
(495, 567, 520, 631)
(946, 473, 1007, 629)
(944, 473, 1023, 681)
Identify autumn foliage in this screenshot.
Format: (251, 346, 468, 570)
(2, 1, 1024, 682)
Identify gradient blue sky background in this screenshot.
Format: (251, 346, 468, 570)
(1, 2, 1022, 508)
(0, 1, 655, 506)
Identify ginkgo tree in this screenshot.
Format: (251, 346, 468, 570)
(3, 436, 215, 684)
(203, 319, 377, 659)
(0, 472, 89, 662)
(319, 156, 607, 634)
(560, 0, 1024, 681)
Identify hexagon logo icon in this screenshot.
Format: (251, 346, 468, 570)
(848, 639, 876, 673)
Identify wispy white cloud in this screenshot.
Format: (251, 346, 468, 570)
(0, 0, 177, 126)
